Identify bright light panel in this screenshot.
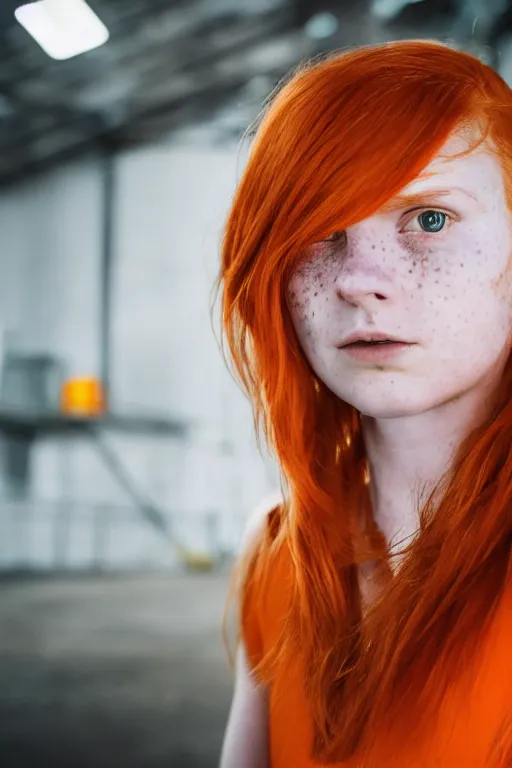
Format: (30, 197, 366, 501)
(15, 0, 109, 60)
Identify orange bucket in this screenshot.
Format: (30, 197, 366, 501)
(60, 377, 105, 416)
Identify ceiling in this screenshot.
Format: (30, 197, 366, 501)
(1, 0, 512, 185)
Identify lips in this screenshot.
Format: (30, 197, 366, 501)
(344, 340, 397, 347)
(339, 334, 414, 363)
(338, 332, 409, 348)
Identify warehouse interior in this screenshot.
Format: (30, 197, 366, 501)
(0, 1, 511, 766)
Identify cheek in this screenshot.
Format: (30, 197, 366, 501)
(408, 225, 511, 299)
(287, 281, 314, 338)
(426, 268, 511, 354)
(287, 248, 339, 336)
(288, 280, 332, 342)
(399, 236, 431, 279)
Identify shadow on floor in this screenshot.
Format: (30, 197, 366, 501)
(0, 572, 234, 767)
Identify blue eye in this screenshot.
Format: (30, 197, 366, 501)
(418, 210, 446, 233)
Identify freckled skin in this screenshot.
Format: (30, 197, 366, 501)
(287, 134, 512, 418)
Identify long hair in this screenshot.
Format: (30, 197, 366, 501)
(218, 40, 512, 762)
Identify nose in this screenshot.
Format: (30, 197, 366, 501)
(334, 226, 398, 310)
(335, 269, 390, 308)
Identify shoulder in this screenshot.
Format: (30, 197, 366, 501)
(238, 489, 286, 612)
(240, 489, 290, 613)
(239, 491, 288, 669)
(240, 489, 284, 555)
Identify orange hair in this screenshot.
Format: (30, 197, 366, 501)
(218, 40, 512, 761)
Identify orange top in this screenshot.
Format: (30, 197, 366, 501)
(242, 526, 512, 767)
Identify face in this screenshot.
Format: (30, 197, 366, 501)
(286, 133, 512, 418)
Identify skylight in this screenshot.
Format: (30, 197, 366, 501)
(15, 0, 109, 61)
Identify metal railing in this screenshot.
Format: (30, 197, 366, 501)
(0, 497, 246, 572)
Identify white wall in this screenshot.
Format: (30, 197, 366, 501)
(0, 142, 278, 569)
(0, 155, 102, 373)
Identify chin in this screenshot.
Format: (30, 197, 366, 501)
(356, 402, 427, 419)
(332, 387, 436, 420)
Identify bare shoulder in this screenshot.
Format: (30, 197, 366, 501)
(220, 493, 280, 768)
(240, 489, 284, 553)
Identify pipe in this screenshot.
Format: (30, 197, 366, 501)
(99, 144, 115, 407)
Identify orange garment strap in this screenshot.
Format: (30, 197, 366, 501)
(241, 552, 265, 670)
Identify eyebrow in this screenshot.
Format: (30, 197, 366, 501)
(380, 186, 481, 213)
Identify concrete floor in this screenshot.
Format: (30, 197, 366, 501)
(0, 572, 234, 768)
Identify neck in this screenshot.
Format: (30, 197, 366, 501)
(361, 386, 497, 557)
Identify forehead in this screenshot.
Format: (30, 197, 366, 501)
(399, 132, 504, 200)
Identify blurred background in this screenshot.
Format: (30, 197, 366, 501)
(0, 0, 511, 766)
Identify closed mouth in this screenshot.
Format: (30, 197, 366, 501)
(338, 330, 414, 349)
(344, 339, 403, 347)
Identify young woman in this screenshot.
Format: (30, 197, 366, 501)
(218, 40, 512, 767)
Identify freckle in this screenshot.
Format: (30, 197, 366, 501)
(408, 269, 413, 274)
(314, 292, 318, 297)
